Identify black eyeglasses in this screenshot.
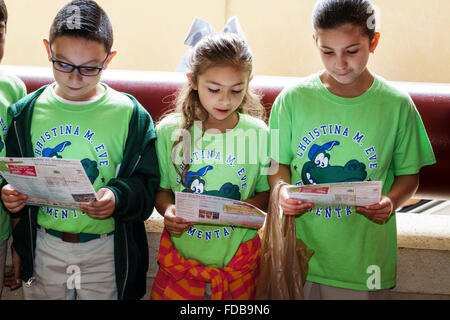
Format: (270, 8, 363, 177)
(49, 43, 109, 77)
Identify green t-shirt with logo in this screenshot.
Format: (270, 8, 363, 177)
(0, 70, 27, 241)
(156, 113, 270, 268)
(32, 84, 134, 234)
(269, 73, 436, 290)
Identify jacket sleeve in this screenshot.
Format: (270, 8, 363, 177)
(0, 87, 49, 219)
(106, 100, 160, 223)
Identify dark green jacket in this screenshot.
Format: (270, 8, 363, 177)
(2, 85, 160, 300)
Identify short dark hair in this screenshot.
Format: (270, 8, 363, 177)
(49, 0, 113, 53)
(312, 0, 376, 40)
(0, 0, 8, 23)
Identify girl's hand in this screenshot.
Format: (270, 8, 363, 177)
(1, 184, 28, 213)
(164, 205, 192, 235)
(279, 184, 314, 216)
(356, 195, 394, 223)
(80, 188, 116, 219)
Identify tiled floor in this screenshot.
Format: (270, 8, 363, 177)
(1, 285, 23, 300)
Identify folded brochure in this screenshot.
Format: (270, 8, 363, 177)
(0, 157, 97, 209)
(175, 192, 266, 229)
(286, 181, 382, 207)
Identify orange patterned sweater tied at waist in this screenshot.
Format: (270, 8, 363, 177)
(151, 229, 261, 300)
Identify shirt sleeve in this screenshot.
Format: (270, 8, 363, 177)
(155, 121, 172, 189)
(17, 78, 27, 99)
(268, 89, 294, 165)
(255, 124, 270, 193)
(392, 97, 436, 175)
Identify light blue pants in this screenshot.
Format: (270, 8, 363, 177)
(304, 280, 391, 300)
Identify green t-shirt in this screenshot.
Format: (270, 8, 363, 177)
(0, 70, 27, 241)
(32, 83, 134, 234)
(269, 73, 436, 290)
(156, 113, 270, 267)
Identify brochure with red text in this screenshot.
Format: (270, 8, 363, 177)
(0, 157, 97, 209)
(175, 192, 266, 229)
(287, 181, 382, 206)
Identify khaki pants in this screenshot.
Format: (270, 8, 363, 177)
(304, 281, 391, 300)
(23, 228, 117, 300)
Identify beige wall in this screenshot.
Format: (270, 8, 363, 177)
(2, 0, 449, 83)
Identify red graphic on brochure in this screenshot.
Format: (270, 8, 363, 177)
(298, 186, 329, 194)
(8, 165, 37, 177)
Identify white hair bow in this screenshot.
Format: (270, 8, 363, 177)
(176, 16, 247, 72)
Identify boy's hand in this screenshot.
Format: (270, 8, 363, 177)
(356, 195, 394, 223)
(279, 184, 314, 216)
(1, 184, 28, 213)
(80, 188, 116, 219)
(164, 204, 192, 235)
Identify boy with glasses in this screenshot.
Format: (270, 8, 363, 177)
(0, 0, 160, 300)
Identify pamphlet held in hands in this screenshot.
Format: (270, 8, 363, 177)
(175, 192, 266, 229)
(0, 157, 97, 209)
(286, 181, 382, 207)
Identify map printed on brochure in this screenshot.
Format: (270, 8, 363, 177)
(0, 157, 97, 209)
(175, 192, 267, 229)
(287, 181, 382, 207)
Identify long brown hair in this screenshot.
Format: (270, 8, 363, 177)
(169, 32, 265, 190)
